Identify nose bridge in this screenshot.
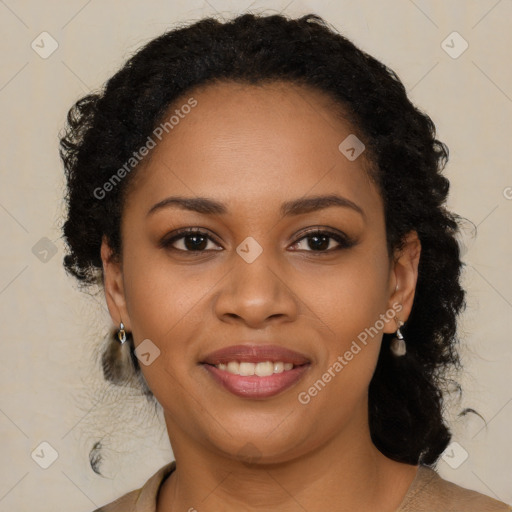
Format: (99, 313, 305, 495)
(214, 236, 297, 325)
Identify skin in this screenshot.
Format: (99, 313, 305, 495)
(101, 80, 422, 511)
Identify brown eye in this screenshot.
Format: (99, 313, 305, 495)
(159, 229, 222, 252)
(290, 229, 355, 253)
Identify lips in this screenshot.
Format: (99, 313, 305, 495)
(201, 344, 311, 399)
(201, 344, 310, 366)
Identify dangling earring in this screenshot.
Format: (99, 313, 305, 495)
(117, 321, 127, 344)
(390, 318, 406, 356)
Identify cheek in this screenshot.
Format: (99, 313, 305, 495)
(123, 255, 209, 343)
(303, 248, 391, 343)
(121, 251, 211, 405)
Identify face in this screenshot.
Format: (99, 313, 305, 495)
(102, 80, 420, 464)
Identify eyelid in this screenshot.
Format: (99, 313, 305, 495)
(294, 226, 353, 243)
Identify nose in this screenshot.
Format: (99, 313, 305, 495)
(212, 244, 299, 329)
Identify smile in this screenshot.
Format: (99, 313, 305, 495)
(215, 361, 294, 376)
(200, 344, 311, 399)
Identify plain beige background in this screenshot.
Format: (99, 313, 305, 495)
(0, 0, 511, 510)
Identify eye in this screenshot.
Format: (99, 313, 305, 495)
(159, 228, 222, 252)
(159, 227, 355, 254)
(290, 229, 355, 253)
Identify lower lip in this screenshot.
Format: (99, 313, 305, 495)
(203, 363, 310, 399)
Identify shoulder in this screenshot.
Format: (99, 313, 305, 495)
(397, 465, 512, 512)
(91, 461, 176, 512)
(92, 488, 140, 512)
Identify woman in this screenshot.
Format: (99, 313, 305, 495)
(59, 12, 511, 512)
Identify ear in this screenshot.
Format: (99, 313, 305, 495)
(100, 235, 132, 331)
(383, 230, 421, 334)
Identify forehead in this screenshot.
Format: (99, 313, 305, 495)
(125, 80, 381, 219)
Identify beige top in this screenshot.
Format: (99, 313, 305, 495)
(92, 461, 511, 512)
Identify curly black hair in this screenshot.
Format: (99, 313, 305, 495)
(60, 12, 467, 468)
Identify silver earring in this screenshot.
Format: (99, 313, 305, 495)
(390, 318, 406, 356)
(117, 322, 127, 344)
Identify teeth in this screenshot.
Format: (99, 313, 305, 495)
(274, 362, 284, 374)
(214, 361, 296, 376)
(239, 362, 256, 376)
(255, 361, 274, 376)
(227, 361, 238, 374)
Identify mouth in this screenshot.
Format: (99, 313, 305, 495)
(201, 344, 311, 399)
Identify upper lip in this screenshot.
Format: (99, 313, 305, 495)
(201, 344, 311, 365)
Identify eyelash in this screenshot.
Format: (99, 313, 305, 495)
(159, 227, 356, 255)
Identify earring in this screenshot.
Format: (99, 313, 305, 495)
(390, 318, 406, 356)
(117, 322, 127, 344)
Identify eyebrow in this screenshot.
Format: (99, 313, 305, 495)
(146, 194, 366, 220)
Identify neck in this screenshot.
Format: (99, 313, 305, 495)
(157, 412, 418, 512)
